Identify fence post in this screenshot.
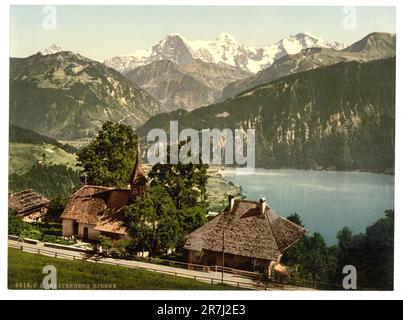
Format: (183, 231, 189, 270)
(38, 249, 40, 254)
(55, 252, 57, 258)
(211, 278, 214, 284)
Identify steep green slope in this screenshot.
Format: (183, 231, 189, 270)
(138, 58, 395, 172)
(10, 125, 77, 153)
(10, 51, 162, 140)
(9, 126, 80, 198)
(9, 142, 77, 175)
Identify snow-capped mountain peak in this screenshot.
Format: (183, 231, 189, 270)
(40, 44, 63, 55)
(104, 32, 345, 74)
(216, 32, 238, 42)
(271, 33, 345, 61)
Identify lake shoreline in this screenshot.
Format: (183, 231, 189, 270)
(217, 168, 394, 245)
(218, 167, 395, 176)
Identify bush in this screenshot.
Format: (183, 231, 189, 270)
(25, 230, 42, 240)
(8, 214, 75, 245)
(42, 234, 57, 243)
(28, 221, 62, 237)
(44, 194, 69, 222)
(8, 209, 33, 236)
(99, 235, 130, 258)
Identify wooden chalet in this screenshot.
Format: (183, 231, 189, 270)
(184, 196, 307, 276)
(8, 189, 50, 221)
(61, 146, 147, 241)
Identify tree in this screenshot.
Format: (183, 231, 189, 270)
(146, 147, 208, 252)
(45, 193, 69, 222)
(9, 163, 80, 199)
(283, 211, 394, 290)
(77, 121, 137, 188)
(287, 212, 304, 227)
(283, 232, 337, 286)
(99, 235, 114, 254)
(335, 227, 355, 271)
(177, 206, 207, 248)
(283, 214, 337, 287)
(362, 210, 394, 289)
(148, 144, 209, 210)
(124, 186, 180, 256)
(336, 210, 394, 290)
(337, 227, 354, 251)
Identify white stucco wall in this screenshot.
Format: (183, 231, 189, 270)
(78, 223, 100, 241)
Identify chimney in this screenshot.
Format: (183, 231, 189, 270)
(259, 197, 267, 215)
(228, 194, 235, 212)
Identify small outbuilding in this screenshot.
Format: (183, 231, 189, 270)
(61, 185, 131, 241)
(8, 189, 50, 221)
(184, 196, 307, 276)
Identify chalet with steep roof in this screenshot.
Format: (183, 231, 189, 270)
(184, 196, 307, 276)
(61, 147, 147, 241)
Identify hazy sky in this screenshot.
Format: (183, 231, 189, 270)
(10, 6, 396, 61)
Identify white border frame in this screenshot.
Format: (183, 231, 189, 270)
(0, 0, 401, 300)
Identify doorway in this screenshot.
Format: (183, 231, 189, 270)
(83, 227, 89, 240)
(73, 222, 79, 235)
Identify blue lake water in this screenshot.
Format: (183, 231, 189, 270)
(221, 169, 394, 245)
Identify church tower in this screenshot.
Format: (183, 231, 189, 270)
(129, 144, 148, 202)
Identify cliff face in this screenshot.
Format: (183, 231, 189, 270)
(139, 58, 395, 172)
(125, 59, 251, 111)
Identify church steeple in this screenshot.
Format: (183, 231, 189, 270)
(129, 143, 147, 201)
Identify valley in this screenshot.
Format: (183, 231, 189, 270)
(8, 31, 396, 185)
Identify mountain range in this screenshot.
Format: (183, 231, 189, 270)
(222, 32, 396, 100)
(10, 51, 161, 141)
(40, 44, 63, 55)
(106, 32, 394, 110)
(104, 32, 345, 74)
(137, 57, 395, 173)
(124, 59, 252, 111)
(9, 31, 396, 173)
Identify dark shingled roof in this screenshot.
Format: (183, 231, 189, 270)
(184, 199, 307, 261)
(61, 185, 130, 234)
(9, 189, 50, 215)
